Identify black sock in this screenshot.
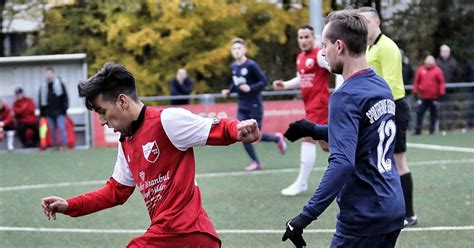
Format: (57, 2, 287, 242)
(400, 173, 415, 217)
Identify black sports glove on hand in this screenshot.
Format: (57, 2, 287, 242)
(284, 119, 316, 142)
(282, 214, 313, 247)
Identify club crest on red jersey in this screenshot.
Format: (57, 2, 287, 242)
(142, 140, 160, 163)
(305, 58, 314, 68)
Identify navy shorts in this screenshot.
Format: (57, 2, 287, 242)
(330, 229, 401, 248)
(237, 105, 263, 128)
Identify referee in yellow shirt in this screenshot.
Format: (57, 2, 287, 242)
(358, 7, 417, 227)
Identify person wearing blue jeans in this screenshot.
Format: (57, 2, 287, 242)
(39, 68, 69, 150)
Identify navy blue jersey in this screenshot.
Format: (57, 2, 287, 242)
(228, 59, 268, 109)
(301, 69, 405, 236)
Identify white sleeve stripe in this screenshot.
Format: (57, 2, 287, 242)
(162, 108, 213, 151)
(112, 143, 136, 187)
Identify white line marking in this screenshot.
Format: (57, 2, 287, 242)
(408, 143, 474, 153)
(0, 180, 105, 192)
(1, 158, 474, 192)
(0, 226, 473, 234)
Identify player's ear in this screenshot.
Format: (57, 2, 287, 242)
(336, 40, 344, 55)
(117, 94, 129, 111)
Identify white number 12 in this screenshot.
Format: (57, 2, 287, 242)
(377, 120, 396, 173)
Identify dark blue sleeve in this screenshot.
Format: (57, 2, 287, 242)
(248, 62, 268, 92)
(181, 79, 193, 94)
(170, 79, 178, 95)
(228, 65, 237, 93)
(301, 92, 360, 220)
(313, 124, 329, 142)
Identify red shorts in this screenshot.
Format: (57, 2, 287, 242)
(127, 231, 220, 248)
(306, 108, 328, 125)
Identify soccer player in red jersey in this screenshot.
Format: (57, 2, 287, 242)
(273, 24, 332, 196)
(41, 63, 260, 247)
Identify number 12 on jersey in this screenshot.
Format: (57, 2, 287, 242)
(377, 120, 396, 174)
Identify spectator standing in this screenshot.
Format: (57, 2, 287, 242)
(0, 99, 15, 151)
(39, 68, 69, 150)
(13, 87, 39, 148)
(413, 55, 446, 135)
(401, 50, 414, 85)
(464, 59, 474, 127)
(436, 44, 458, 83)
(170, 68, 193, 105)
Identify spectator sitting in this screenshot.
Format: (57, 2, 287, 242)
(413, 55, 446, 135)
(170, 68, 193, 105)
(13, 87, 39, 148)
(435, 44, 458, 83)
(0, 99, 15, 151)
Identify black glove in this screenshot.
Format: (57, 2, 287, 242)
(284, 119, 316, 142)
(282, 214, 313, 247)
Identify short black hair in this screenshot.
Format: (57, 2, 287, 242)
(299, 24, 314, 32)
(15, 87, 23, 94)
(325, 10, 368, 57)
(45, 67, 55, 72)
(78, 62, 138, 111)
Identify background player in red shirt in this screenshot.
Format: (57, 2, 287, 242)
(41, 63, 260, 247)
(273, 24, 332, 196)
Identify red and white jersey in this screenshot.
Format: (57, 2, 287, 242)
(296, 47, 330, 124)
(66, 106, 240, 243)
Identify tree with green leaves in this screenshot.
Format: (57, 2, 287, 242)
(26, 0, 308, 97)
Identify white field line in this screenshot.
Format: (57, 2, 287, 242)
(0, 226, 473, 234)
(407, 143, 474, 153)
(1, 158, 474, 193)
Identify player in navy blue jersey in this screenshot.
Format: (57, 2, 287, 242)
(221, 38, 286, 171)
(282, 10, 405, 247)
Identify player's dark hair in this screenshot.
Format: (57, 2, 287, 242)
(357, 6, 380, 20)
(45, 67, 55, 72)
(231, 37, 245, 46)
(324, 10, 368, 57)
(299, 24, 314, 33)
(78, 62, 138, 111)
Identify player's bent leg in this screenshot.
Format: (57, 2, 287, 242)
(260, 132, 287, 155)
(281, 137, 315, 196)
(261, 132, 287, 155)
(319, 140, 329, 152)
(395, 152, 410, 175)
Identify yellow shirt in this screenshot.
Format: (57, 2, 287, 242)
(366, 34, 405, 100)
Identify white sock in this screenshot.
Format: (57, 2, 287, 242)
(295, 142, 316, 188)
(7, 130, 15, 150)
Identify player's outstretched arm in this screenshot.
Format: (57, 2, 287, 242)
(41, 178, 134, 219)
(237, 119, 260, 143)
(41, 196, 68, 220)
(284, 119, 328, 142)
(272, 76, 301, 91)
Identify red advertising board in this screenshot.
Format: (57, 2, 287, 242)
(92, 100, 306, 147)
